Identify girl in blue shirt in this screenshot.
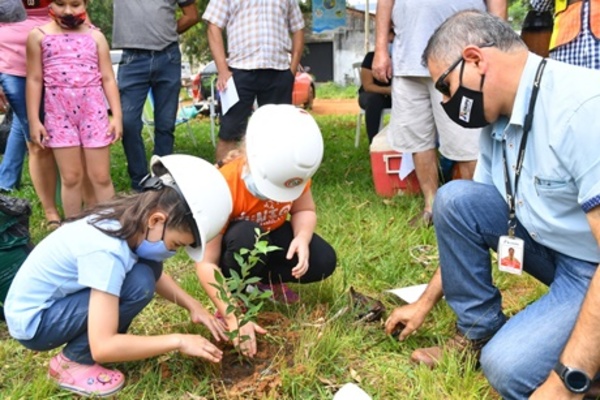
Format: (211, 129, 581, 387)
(4, 155, 232, 398)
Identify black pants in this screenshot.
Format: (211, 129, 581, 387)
(218, 68, 294, 141)
(219, 220, 337, 284)
(358, 91, 392, 143)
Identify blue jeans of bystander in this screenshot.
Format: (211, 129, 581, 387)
(18, 262, 156, 365)
(0, 74, 28, 191)
(433, 180, 596, 400)
(118, 42, 181, 191)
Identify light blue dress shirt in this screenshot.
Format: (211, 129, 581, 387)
(475, 53, 600, 263)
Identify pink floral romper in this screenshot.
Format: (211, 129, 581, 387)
(39, 27, 111, 148)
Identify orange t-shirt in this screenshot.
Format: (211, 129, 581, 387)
(500, 257, 521, 270)
(219, 157, 312, 232)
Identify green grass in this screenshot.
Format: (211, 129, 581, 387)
(315, 82, 359, 99)
(0, 112, 545, 399)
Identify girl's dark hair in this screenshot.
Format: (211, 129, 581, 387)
(72, 187, 194, 240)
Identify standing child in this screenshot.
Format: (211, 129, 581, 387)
(4, 155, 233, 398)
(26, 0, 121, 218)
(196, 104, 337, 357)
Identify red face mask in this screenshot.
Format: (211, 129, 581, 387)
(48, 6, 87, 29)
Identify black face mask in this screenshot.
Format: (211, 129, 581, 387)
(441, 61, 489, 129)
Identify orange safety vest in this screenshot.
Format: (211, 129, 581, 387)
(549, 0, 600, 50)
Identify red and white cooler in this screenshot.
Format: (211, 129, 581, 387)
(369, 128, 420, 197)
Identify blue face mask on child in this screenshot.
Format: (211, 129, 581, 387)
(242, 168, 268, 200)
(135, 223, 176, 262)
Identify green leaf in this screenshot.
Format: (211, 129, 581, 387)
(233, 253, 245, 268)
(229, 269, 242, 283)
(245, 277, 262, 285)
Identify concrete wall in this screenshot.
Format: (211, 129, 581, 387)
(306, 8, 376, 85)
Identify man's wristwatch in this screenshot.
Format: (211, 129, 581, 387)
(553, 361, 592, 394)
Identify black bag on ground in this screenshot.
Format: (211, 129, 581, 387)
(0, 106, 13, 155)
(0, 194, 33, 320)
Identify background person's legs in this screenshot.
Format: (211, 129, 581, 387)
(434, 180, 556, 339)
(215, 69, 256, 161)
(53, 147, 84, 218)
(1, 74, 60, 222)
(150, 43, 181, 157)
(358, 91, 392, 143)
(256, 69, 294, 106)
(0, 111, 25, 191)
(119, 51, 152, 191)
(389, 77, 439, 224)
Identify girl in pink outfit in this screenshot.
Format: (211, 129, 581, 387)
(26, 0, 121, 218)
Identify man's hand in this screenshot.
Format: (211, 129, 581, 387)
(372, 51, 392, 83)
(216, 70, 233, 92)
(385, 302, 429, 341)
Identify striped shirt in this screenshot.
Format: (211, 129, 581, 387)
(202, 0, 305, 70)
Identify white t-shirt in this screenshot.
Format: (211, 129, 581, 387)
(5, 217, 137, 340)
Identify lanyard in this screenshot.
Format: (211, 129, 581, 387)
(502, 59, 547, 237)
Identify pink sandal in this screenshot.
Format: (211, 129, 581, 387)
(256, 282, 300, 304)
(48, 352, 125, 397)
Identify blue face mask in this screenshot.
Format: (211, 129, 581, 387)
(135, 223, 176, 262)
(242, 168, 268, 200)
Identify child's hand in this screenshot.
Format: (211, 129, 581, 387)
(108, 119, 122, 143)
(178, 334, 223, 363)
(190, 305, 228, 342)
(30, 121, 48, 148)
(287, 236, 310, 279)
(233, 322, 267, 358)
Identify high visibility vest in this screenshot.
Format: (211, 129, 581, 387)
(549, 0, 600, 50)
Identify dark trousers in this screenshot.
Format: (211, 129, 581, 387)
(358, 91, 392, 143)
(219, 220, 337, 284)
(118, 42, 182, 191)
(218, 68, 294, 141)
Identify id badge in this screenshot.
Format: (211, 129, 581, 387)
(497, 236, 524, 275)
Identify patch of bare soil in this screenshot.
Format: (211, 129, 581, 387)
(310, 98, 359, 116)
(212, 312, 300, 399)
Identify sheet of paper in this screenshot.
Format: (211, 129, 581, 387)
(333, 383, 372, 400)
(399, 152, 415, 180)
(386, 284, 429, 304)
(219, 76, 239, 115)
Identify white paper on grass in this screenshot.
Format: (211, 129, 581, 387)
(333, 383, 372, 400)
(386, 284, 429, 304)
(219, 76, 239, 115)
(399, 152, 415, 180)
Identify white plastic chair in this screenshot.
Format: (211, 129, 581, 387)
(353, 61, 392, 148)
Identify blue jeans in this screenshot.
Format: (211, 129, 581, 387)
(433, 180, 597, 399)
(18, 263, 156, 365)
(0, 74, 28, 191)
(118, 42, 181, 191)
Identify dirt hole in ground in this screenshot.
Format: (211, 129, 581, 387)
(211, 311, 301, 399)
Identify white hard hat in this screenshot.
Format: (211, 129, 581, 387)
(146, 154, 232, 261)
(246, 104, 323, 202)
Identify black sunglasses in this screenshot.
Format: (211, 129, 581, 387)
(434, 42, 495, 97)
